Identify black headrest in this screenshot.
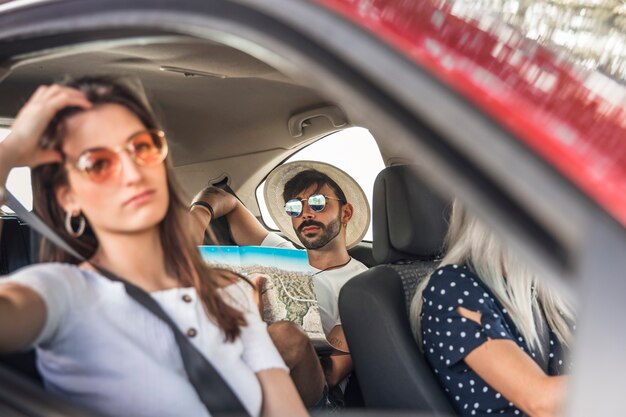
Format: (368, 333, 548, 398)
(373, 165, 450, 264)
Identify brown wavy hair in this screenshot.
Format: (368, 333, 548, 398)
(32, 75, 247, 341)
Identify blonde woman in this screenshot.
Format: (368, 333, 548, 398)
(410, 200, 575, 417)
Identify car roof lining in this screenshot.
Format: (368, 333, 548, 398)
(0, 34, 354, 171)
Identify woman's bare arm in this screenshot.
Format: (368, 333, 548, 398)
(0, 86, 90, 352)
(0, 283, 47, 352)
(256, 368, 309, 417)
(459, 307, 568, 417)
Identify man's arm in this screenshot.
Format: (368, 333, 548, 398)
(190, 186, 269, 246)
(323, 325, 353, 388)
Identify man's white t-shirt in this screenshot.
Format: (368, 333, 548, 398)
(260, 232, 368, 335)
(5, 263, 287, 417)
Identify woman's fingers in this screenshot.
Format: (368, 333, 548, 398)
(45, 93, 92, 116)
(32, 85, 92, 117)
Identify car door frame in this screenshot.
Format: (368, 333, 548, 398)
(0, 0, 624, 415)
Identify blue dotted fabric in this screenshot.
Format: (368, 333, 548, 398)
(420, 264, 572, 416)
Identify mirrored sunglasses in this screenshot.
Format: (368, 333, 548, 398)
(68, 129, 168, 183)
(284, 194, 344, 217)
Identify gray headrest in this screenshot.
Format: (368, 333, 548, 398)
(372, 165, 450, 264)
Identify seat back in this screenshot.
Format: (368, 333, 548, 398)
(339, 165, 454, 414)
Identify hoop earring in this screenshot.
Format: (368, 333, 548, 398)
(65, 211, 86, 238)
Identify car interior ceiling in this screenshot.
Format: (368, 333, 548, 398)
(0, 34, 386, 252)
(0, 34, 447, 411)
(0, 35, 386, 209)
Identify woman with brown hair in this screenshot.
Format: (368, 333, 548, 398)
(0, 76, 307, 417)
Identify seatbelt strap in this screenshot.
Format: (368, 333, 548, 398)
(92, 265, 250, 416)
(6, 191, 82, 260)
(5, 190, 250, 417)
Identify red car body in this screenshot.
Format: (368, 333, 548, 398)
(319, 0, 626, 227)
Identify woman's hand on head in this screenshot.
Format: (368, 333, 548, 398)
(2, 84, 92, 168)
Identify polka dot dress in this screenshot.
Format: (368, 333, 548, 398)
(420, 264, 573, 416)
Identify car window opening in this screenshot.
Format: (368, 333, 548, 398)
(256, 127, 384, 241)
(0, 128, 32, 214)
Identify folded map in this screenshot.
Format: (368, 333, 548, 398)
(199, 245, 339, 354)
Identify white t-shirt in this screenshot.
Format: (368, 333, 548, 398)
(5, 263, 287, 417)
(261, 232, 368, 335)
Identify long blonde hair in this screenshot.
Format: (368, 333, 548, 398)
(410, 200, 575, 352)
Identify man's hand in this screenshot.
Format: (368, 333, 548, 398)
(189, 185, 269, 246)
(189, 186, 240, 245)
(191, 186, 238, 215)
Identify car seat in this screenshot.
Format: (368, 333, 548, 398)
(339, 164, 454, 414)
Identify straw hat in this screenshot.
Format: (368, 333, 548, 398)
(264, 161, 370, 249)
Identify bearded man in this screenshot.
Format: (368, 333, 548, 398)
(190, 161, 370, 409)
